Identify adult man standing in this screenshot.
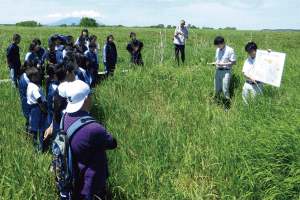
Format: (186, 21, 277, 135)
(209, 36, 236, 112)
(174, 20, 188, 66)
(64, 80, 117, 200)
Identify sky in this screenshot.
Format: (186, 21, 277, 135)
(0, 0, 299, 30)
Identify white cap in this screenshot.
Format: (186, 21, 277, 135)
(58, 82, 69, 98)
(65, 80, 91, 113)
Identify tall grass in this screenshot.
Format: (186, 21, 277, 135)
(0, 26, 300, 199)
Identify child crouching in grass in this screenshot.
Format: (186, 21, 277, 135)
(27, 67, 48, 154)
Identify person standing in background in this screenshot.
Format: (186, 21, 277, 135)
(174, 20, 188, 66)
(6, 34, 21, 90)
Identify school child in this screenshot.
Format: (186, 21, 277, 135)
(6, 34, 21, 90)
(52, 35, 64, 64)
(62, 40, 74, 58)
(43, 63, 76, 199)
(126, 32, 144, 66)
(44, 62, 76, 142)
(25, 41, 45, 85)
(85, 43, 98, 87)
(75, 29, 90, 48)
(89, 35, 101, 51)
(19, 59, 38, 131)
(27, 67, 48, 154)
(64, 52, 90, 85)
(65, 35, 76, 51)
(89, 35, 101, 67)
(30, 38, 45, 85)
(103, 35, 118, 77)
(75, 36, 88, 54)
(45, 41, 58, 72)
(46, 65, 59, 130)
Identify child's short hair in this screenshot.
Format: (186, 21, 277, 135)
(89, 43, 96, 49)
(29, 41, 39, 52)
(79, 36, 85, 43)
(47, 65, 57, 79)
(52, 36, 61, 45)
(21, 59, 37, 74)
(63, 51, 76, 64)
(245, 41, 258, 52)
(27, 67, 39, 82)
(214, 36, 225, 45)
(65, 39, 73, 47)
(66, 35, 73, 41)
(51, 35, 59, 41)
(48, 41, 55, 48)
(13, 34, 20, 41)
(32, 38, 41, 45)
(56, 63, 74, 82)
(130, 32, 136, 38)
(90, 35, 97, 42)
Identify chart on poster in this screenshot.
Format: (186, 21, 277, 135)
(253, 50, 286, 87)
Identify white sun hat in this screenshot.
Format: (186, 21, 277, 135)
(65, 80, 91, 113)
(58, 82, 69, 98)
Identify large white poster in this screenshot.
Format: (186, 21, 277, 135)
(253, 50, 286, 87)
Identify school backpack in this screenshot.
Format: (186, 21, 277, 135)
(52, 113, 96, 199)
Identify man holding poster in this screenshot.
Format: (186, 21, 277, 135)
(242, 41, 277, 103)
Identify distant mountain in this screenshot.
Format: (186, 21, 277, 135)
(262, 29, 300, 32)
(45, 17, 105, 26)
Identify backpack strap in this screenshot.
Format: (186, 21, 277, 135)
(59, 112, 67, 131)
(66, 116, 96, 139)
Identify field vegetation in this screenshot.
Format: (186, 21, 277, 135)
(0, 26, 300, 199)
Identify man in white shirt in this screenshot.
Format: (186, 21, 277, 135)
(210, 36, 236, 112)
(242, 42, 271, 103)
(174, 20, 188, 66)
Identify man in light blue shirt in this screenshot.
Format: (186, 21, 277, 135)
(210, 36, 236, 112)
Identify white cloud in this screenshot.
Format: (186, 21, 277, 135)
(46, 13, 63, 18)
(46, 10, 105, 20)
(66, 10, 105, 18)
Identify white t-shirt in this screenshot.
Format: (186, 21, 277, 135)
(27, 82, 46, 105)
(242, 57, 256, 83)
(173, 27, 188, 45)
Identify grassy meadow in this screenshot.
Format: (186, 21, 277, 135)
(0, 26, 300, 199)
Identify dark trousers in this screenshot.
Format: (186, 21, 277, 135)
(174, 44, 185, 65)
(105, 65, 115, 77)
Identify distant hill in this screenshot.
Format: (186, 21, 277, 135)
(262, 29, 300, 32)
(45, 17, 105, 26)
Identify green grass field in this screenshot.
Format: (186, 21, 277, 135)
(0, 26, 300, 199)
